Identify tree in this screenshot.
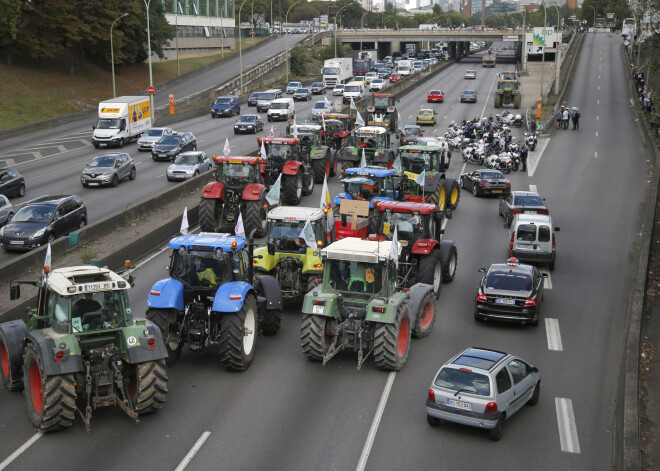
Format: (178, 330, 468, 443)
(0, 0, 22, 65)
(290, 44, 307, 76)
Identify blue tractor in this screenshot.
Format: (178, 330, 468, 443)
(146, 232, 282, 371)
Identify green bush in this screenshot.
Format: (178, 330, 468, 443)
(290, 45, 307, 77)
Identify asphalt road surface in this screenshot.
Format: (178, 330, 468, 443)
(0, 34, 649, 470)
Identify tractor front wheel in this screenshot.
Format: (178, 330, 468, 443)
(282, 173, 303, 205)
(300, 314, 332, 361)
(124, 359, 168, 415)
(311, 158, 327, 183)
(1, 330, 23, 390)
(374, 304, 412, 371)
(146, 308, 183, 366)
(219, 294, 258, 371)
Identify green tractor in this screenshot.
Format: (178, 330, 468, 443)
(494, 79, 522, 109)
(300, 238, 437, 370)
(0, 265, 168, 432)
(253, 206, 332, 302)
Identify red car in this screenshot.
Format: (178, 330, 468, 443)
(427, 89, 444, 103)
(389, 73, 402, 83)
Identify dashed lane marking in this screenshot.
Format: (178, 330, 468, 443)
(529, 184, 537, 192)
(356, 372, 396, 471)
(595, 152, 598, 158)
(540, 269, 553, 289)
(0, 433, 43, 470)
(175, 431, 211, 471)
(555, 398, 581, 453)
(596, 132, 598, 137)
(545, 318, 563, 351)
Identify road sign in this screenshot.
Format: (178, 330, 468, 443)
(526, 43, 544, 54)
(537, 124, 544, 131)
(503, 35, 519, 42)
(147, 86, 155, 95)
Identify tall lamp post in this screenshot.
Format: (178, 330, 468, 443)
(553, 5, 561, 95)
(335, 3, 352, 58)
(539, 1, 547, 100)
(251, 0, 258, 44)
(111, 12, 129, 98)
(239, 0, 247, 93)
(143, 0, 154, 122)
(285, 0, 303, 83)
(587, 5, 596, 27)
(360, 12, 368, 52)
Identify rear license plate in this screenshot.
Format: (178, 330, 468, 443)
(88, 183, 99, 186)
(9, 240, 24, 245)
(447, 398, 472, 410)
(312, 305, 324, 314)
(495, 298, 516, 305)
(517, 244, 533, 249)
(492, 190, 502, 193)
(524, 210, 537, 214)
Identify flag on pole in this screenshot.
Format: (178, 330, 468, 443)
(269, 126, 274, 138)
(260, 140, 267, 159)
(392, 156, 402, 174)
(235, 212, 245, 237)
(324, 95, 332, 107)
(299, 216, 317, 248)
(360, 148, 367, 168)
(292, 117, 298, 139)
(321, 114, 326, 131)
(265, 174, 281, 205)
(355, 110, 365, 127)
(414, 171, 425, 188)
(180, 207, 189, 235)
(42, 242, 52, 280)
(223, 138, 231, 156)
(350, 97, 357, 111)
(320, 175, 334, 232)
(397, 111, 405, 133)
(390, 225, 399, 268)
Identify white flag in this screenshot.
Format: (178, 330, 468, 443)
(392, 156, 402, 173)
(414, 171, 425, 188)
(292, 117, 298, 139)
(269, 126, 274, 138)
(180, 207, 189, 235)
(390, 225, 399, 268)
(350, 97, 357, 110)
(324, 95, 332, 107)
(299, 216, 317, 248)
(356, 110, 365, 127)
(42, 242, 52, 280)
(260, 140, 267, 159)
(265, 173, 281, 205)
(360, 148, 367, 168)
(223, 138, 231, 156)
(320, 175, 331, 210)
(235, 211, 245, 237)
(397, 111, 405, 133)
(321, 114, 326, 131)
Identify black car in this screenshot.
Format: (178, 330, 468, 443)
(248, 92, 263, 106)
(0, 195, 87, 251)
(499, 191, 548, 227)
(0, 169, 26, 198)
(400, 125, 423, 145)
(460, 169, 511, 197)
(474, 258, 547, 326)
(460, 90, 478, 103)
(234, 114, 264, 134)
(310, 82, 325, 94)
(152, 132, 197, 162)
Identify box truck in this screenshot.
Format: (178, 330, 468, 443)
(322, 58, 353, 88)
(92, 96, 152, 148)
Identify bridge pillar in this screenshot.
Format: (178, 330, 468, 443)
(449, 42, 457, 60)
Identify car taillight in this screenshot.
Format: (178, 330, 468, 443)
(511, 210, 521, 214)
(552, 234, 556, 251)
(505, 182, 511, 186)
(524, 298, 536, 306)
(539, 210, 549, 215)
(510, 232, 515, 250)
(485, 402, 498, 413)
(229, 294, 242, 300)
(477, 294, 488, 302)
(150, 290, 160, 296)
(428, 389, 436, 401)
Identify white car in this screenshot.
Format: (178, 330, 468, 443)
(311, 101, 333, 116)
(333, 84, 345, 96)
(137, 127, 173, 151)
(464, 69, 477, 79)
(369, 78, 386, 91)
(365, 72, 378, 84)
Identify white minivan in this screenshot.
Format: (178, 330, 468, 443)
(267, 97, 295, 121)
(342, 81, 366, 105)
(508, 214, 560, 270)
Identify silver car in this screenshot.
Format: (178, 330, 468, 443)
(81, 153, 136, 187)
(0, 195, 14, 227)
(426, 347, 541, 441)
(137, 127, 173, 151)
(166, 151, 212, 181)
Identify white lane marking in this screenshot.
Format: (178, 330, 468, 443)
(540, 269, 552, 288)
(0, 433, 44, 470)
(596, 115, 599, 121)
(157, 173, 166, 178)
(443, 115, 448, 119)
(545, 318, 563, 351)
(555, 398, 581, 453)
(630, 98, 634, 105)
(598, 75, 601, 79)
(175, 431, 212, 471)
(598, 86, 601, 90)
(408, 115, 413, 119)
(57, 145, 67, 152)
(596, 132, 598, 137)
(356, 372, 396, 471)
(459, 161, 467, 177)
(529, 184, 537, 192)
(451, 104, 455, 109)
(479, 75, 498, 119)
(594, 152, 598, 159)
(0, 158, 15, 168)
(597, 99, 600, 104)
(528, 138, 549, 177)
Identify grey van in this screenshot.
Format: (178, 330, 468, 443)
(508, 214, 559, 270)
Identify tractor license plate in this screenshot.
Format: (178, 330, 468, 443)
(495, 298, 516, 305)
(447, 398, 472, 410)
(312, 305, 324, 314)
(85, 282, 113, 291)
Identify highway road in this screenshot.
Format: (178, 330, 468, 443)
(0, 34, 649, 470)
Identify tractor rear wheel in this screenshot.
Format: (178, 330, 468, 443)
(418, 250, 442, 298)
(494, 94, 501, 108)
(300, 314, 332, 361)
(427, 184, 446, 210)
(412, 291, 437, 339)
(1, 330, 23, 390)
(219, 294, 258, 371)
(442, 244, 458, 283)
(444, 178, 461, 210)
(282, 173, 303, 205)
(302, 167, 315, 196)
(311, 158, 327, 183)
(513, 93, 521, 109)
(146, 308, 183, 366)
(125, 359, 168, 415)
(374, 303, 412, 371)
(368, 209, 378, 235)
(199, 198, 220, 232)
(23, 343, 76, 432)
(244, 199, 268, 238)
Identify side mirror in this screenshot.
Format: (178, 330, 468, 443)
(555, 227, 560, 232)
(9, 284, 20, 300)
(267, 242, 275, 256)
(478, 268, 487, 273)
(531, 366, 539, 374)
(92, 125, 96, 130)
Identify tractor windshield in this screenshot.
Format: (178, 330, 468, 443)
(171, 250, 234, 289)
(379, 211, 428, 242)
(267, 219, 323, 252)
(399, 150, 438, 174)
(53, 289, 133, 333)
(267, 143, 292, 159)
(344, 179, 378, 199)
(217, 162, 257, 186)
(373, 96, 392, 108)
(326, 259, 384, 295)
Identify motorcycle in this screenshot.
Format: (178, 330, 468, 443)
(525, 132, 537, 151)
(513, 114, 523, 127)
(462, 144, 486, 165)
(484, 152, 513, 174)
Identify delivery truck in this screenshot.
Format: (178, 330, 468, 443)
(92, 96, 152, 148)
(322, 58, 353, 88)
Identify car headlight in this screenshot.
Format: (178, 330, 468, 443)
(32, 228, 46, 239)
(186, 168, 195, 174)
(0, 226, 5, 237)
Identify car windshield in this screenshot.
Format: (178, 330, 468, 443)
(313, 102, 326, 109)
(143, 129, 164, 137)
(345, 85, 361, 93)
(158, 135, 181, 145)
(380, 212, 427, 241)
(67, 290, 132, 332)
(260, 93, 276, 101)
(404, 126, 420, 135)
(217, 162, 255, 186)
(215, 98, 231, 105)
(481, 171, 504, 179)
(250, 93, 262, 99)
(312, 83, 323, 87)
(372, 79, 383, 84)
(418, 110, 433, 116)
(174, 154, 198, 165)
(270, 102, 287, 109)
(485, 270, 532, 291)
(238, 116, 257, 123)
(288, 83, 301, 88)
(463, 91, 475, 96)
(400, 151, 437, 173)
(12, 204, 54, 223)
(296, 89, 309, 94)
(171, 250, 234, 289)
(89, 156, 117, 168)
(429, 90, 441, 95)
(326, 259, 384, 295)
(515, 195, 544, 206)
(96, 119, 122, 130)
(434, 368, 491, 396)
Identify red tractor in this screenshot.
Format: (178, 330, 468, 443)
(257, 137, 315, 205)
(199, 156, 270, 237)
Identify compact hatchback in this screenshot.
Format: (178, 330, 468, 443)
(286, 81, 302, 94)
(464, 69, 477, 79)
(400, 125, 423, 145)
(81, 153, 136, 187)
(293, 88, 312, 101)
(426, 347, 541, 440)
(234, 114, 264, 134)
(416, 109, 437, 126)
(137, 127, 173, 151)
(332, 84, 345, 96)
(499, 190, 549, 227)
(167, 151, 212, 181)
(310, 82, 325, 94)
(460, 90, 478, 103)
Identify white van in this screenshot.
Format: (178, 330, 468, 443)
(397, 60, 414, 76)
(508, 214, 560, 270)
(267, 97, 295, 121)
(342, 81, 366, 105)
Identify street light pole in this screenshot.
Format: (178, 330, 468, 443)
(360, 12, 368, 52)
(239, 0, 247, 93)
(588, 5, 596, 28)
(553, 5, 560, 95)
(143, 0, 154, 122)
(335, 4, 352, 58)
(540, 1, 547, 100)
(111, 13, 128, 98)
(285, 0, 303, 83)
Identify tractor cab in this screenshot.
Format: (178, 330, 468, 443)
(373, 201, 441, 249)
(365, 93, 398, 132)
(336, 167, 399, 204)
(398, 144, 450, 175)
(256, 137, 309, 188)
(213, 156, 264, 190)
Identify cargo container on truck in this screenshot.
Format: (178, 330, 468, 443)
(323, 58, 353, 88)
(92, 96, 152, 148)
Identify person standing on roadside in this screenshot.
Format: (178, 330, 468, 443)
(562, 108, 570, 129)
(520, 143, 529, 171)
(556, 108, 563, 129)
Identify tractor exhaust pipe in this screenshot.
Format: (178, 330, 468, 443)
(248, 228, 257, 282)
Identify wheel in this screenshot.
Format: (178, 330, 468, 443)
(124, 359, 168, 415)
(444, 178, 460, 210)
(427, 414, 440, 427)
(219, 294, 258, 371)
(302, 168, 315, 196)
(418, 251, 442, 298)
(93, 142, 100, 149)
(311, 158, 327, 183)
(146, 308, 183, 366)
(79, 219, 87, 229)
(494, 94, 501, 108)
(23, 343, 76, 432)
(514, 94, 521, 109)
(373, 303, 412, 371)
(441, 244, 458, 283)
(368, 208, 378, 235)
(489, 416, 504, 441)
(234, 130, 238, 135)
(199, 198, 219, 232)
(244, 199, 268, 238)
(472, 184, 479, 197)
(119, 138, 124, 148)
(528, 381, 540, 405)
(253, 279, 281, 336)
(427, 184, 446, 210)
(0, 330, 22, 390)
(129, 167, 136, 180)
(18, 184, 25, 197)
(7, 212, 13, 222)
(300, 314, 332, 361)
(461, 176, 467, 189)
(282, 172, 303, 205)
(111, 174, 119, 187)
(502, 167, 511, 175)
(412, 291, 437, 339)
(329, 151, 337, 177)
(512, 161, 519, 172)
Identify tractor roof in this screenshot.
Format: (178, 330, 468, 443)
(372, 93, 393, 98)
(213, 155, 262, 165)
(321, 237, 398, 263)
(343, 176, 376, 185)
(355, 126, 387, 135)
(259, 137, 299, 145)
(47, 266, 129, 296)
(293, 124, 322, 131)
(169, 233, 246, 251)
(344, 167, 397, 178)
(375, 200, 436, 215)
(322, 113, 350, 119)
(267, 206, 325, 221)
(398, 144, 447, 152)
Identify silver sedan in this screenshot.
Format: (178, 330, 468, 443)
(167, 151, 212, 181)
